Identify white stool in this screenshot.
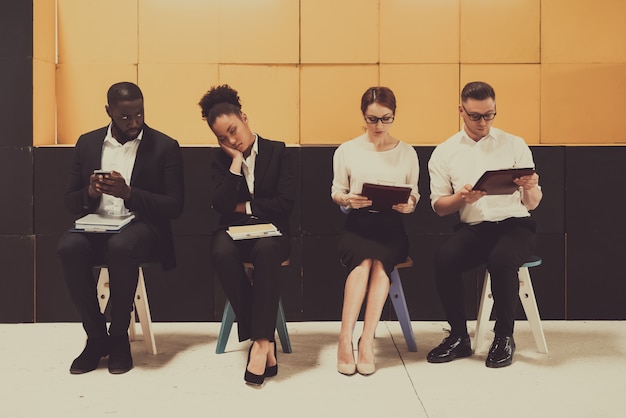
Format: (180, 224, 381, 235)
(474, 256, 548, 354)
(96, 264, 157, 355)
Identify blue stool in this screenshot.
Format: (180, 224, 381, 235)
(215, 260, 292, 354)
(389, 258, 418, 352)
(474, 255, 548, 354)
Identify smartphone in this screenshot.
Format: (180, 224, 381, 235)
(93, 169, 111, 176)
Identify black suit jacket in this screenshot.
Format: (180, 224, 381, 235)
(64, 124, 184, 270)
(211, 136, 295, 235)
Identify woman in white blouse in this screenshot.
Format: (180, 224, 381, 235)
(331, 87, 420, 376)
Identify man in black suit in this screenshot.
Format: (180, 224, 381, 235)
(57, 81, 184, 374)
(199, 84, 295, 386)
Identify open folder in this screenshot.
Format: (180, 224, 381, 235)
(473, 167, 535, 195)
(226, 223, 282, 240)
(361, 182, 412, 211)
(73, 213, 135, 233)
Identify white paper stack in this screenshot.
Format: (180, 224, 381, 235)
(74, 213, 135, 232)
(226, 223, 282, 240)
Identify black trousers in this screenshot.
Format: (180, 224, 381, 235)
(433, 217, 536, 337)
(57, 222, 157, 338)
(212, 230, 290, 342)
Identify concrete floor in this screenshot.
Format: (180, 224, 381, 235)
(0, 320, 623, 418)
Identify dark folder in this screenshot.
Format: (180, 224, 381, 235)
(473, 167, 535, 195)
(361, 182, 412, 211)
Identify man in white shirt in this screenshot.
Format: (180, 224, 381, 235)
(427, 81, 542, 368)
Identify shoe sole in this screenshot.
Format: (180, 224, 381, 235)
(427, 350, 473, 364)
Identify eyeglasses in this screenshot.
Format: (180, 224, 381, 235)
(364, 114, 394, 124)
(461, 104, 496, 121)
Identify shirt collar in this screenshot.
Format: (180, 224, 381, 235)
(460, 125, 496, 144)
(105, 123, 144, 146)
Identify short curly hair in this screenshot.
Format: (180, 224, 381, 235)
(198, 84, 243, 126)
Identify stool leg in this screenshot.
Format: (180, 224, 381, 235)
(275, 299, 292, 353)
(216, 300, 236, 354)
(518, 267, 549, 354)
(474, 271, 495, 353)
(389, 268, 417, 352)
(96, 267, 110, 314)
(133, 268, 157, 355)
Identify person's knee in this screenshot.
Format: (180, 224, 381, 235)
(57, 233, 85, 260)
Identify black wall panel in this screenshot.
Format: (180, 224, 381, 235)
(565, 147, 626, 319)
(0, 235, 34, 322)
(0, 146, 33, 235)
(26, 145, 623, 322)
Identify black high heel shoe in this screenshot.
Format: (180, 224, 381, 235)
(264, 340, 278, 378)
(244, 343, 265, 386)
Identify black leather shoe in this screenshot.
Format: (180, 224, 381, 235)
(244, 344, 265, 386)
(70, 337, 110, 374)
(486, 335, 515, 368)
(108, 335, 133, 374)
(264, 341, 278, 378)
(427, 335, 472, 363)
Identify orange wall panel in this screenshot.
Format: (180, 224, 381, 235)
(541, 64, 626, 144)
(139, 0, 219, 64)
(56, 64, 137, 144)
(218, 0, 299, 64)
(57, 0, 138, 64)
(33, 60, 56, 146)
(461, 64, 541, 144)
(542, 0, 626, 63)
(301, 0, 379, 64)
(33, 0, 56, 64)
(217, 65, 299, 145)
(380, 64, 460, 145)
(300, 65, 379, 144)
(461, 0, 540, 63)
(139, 63, 219, 145)
(380, 0, 459, 64)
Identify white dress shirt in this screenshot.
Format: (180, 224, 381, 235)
(428, 126, 537, 224)
(230, 134, 259, 215)
(97, 124, 142, 216)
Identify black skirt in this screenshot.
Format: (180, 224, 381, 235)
(337, 209, 409, 276)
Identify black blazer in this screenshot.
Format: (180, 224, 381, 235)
(64, 124, 185, 270)
(211, 136, 295, 235)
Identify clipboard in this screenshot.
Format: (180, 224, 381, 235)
(226, 223, 282, 240)
(361, 182, 412, 211)
(473, 167, 535, 195)
(73, 213, 136, 233)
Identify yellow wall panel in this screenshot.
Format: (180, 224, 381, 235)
(380, 0, 459, 64)
(33, 60, 56, 146)
(301, 0, 378, 64)
(57, 0, 137, 64)
(461, 65, 540, 144)
(33, 0, 56, 63)
(217, 65, 299, 144)
(56, 64, 137, 144)
(218, 0, 299, 64)
(139, 64, 219, 145)
(139, 0, 219, 64)
(461, 0, 539, 63)
(542, 0, 626, 63)
(300, 65, 379, 144)
(380, 64, 459, 145)
(541, 64, 626, 144)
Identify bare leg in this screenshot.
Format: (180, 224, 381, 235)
(358, 260, 390, 365)
(248, 338, 271, 376)
(338, 259, 372, 365)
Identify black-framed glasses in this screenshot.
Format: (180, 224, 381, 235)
(461, 104, 496, 121)
(364, 114, 394, 124)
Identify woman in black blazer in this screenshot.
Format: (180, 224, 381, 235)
(199, 85, 295, 386)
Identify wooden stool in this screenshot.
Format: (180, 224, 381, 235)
(474, 256, 548, 354)
(96, 263, 157, 355)
(215, 260, 292, 354)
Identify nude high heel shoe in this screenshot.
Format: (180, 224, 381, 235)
(337, 342, 356, 376)
(356, 338, 375, 376)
